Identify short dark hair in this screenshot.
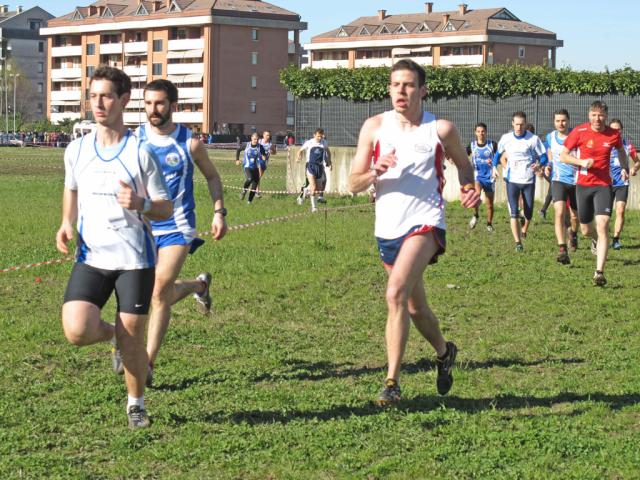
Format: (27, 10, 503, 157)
(590, 100, 608, 114)
(609, 118, 623, 128)
(475, 122, 487, 130)
(90, 66, 131, 97)
(553, 108, 569, 119)
(512, 111, 527, 121)
(314, 128, 325, 135)
(391, 59, 426, 88)
(144, 79, 179, 104)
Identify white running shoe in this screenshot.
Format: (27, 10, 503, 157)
(469, 215, 478, 229)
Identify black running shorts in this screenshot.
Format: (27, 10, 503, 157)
(63, 263, 155, 314)
(551, 181, 577, 211)
(612, 185, 629, 204)
(576, 185, 612, 224)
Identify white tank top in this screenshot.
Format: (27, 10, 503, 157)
(373, 110, 446, 239)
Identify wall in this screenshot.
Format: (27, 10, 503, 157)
(287, 146, 640, 209)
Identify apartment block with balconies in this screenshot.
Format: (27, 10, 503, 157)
(41, 0, 306, 134)
(306, 3, 562, 70)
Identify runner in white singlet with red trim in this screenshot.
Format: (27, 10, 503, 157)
(349, 60, 480, 406)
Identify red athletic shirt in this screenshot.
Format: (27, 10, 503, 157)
(564, 123, 623, 186)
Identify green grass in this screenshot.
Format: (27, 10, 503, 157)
(1, 147, 639, 479)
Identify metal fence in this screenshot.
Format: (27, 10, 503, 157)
(295, 94, 640, 147)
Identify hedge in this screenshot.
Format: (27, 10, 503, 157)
(279, 65, 640, 101)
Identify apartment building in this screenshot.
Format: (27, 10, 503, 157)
(40, 0, 306, 134)
(306, 3, 563, 69)
(0, 5, 53, 122)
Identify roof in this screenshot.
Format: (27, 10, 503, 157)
(312, 7, 556, 41)
(48, 0, 300, 26)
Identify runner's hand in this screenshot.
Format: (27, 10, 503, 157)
(117, 180, 142, 211)
(372, 149, 397, 176)
(211, 215, 227, 241)
(582, 158, 594, 169)
(460, 184, 481, 208)
(56, 223, 74, 254)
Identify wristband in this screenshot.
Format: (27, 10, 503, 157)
(141, 198, 152, 214)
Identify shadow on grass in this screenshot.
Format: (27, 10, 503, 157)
(251, 357, 584, 383)
(169, 391, 639, 426)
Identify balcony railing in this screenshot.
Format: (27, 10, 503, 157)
(310, 59, 349, 69)
(51, 112, 81, 123)
(124, 41, 148, 54)
(100, 43, 123, 55)
(51, 68, 82, 80)
(439, 54, 483, 66)
(123, 65, 148, 77)
(177, 87, 203, 101)
(167, 63, 204, 75)
(173, 111, 203, 123)
(51, 45, 82, 57)
(51, 90, 82, 101)
(168, 38, 205, 51)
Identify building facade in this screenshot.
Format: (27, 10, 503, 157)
(40, 0, 306, 134)
(0, 5, 54, 124)
(306, 3, 562, 69)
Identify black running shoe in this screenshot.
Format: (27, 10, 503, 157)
(556, 251, 570, 265)
(593, 271, 607, 287)
(127, 405, 150, 429)
(377, 378, 401, 406)
(569, 235, 578, 252)
(436, 342, 458, 395)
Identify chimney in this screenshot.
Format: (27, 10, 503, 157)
(16, 5, 22, 13)
(88, 5, 97, 15)
(458, 3, 468, 15)
(0, 5, 7, 14)
(97, 5, 105, 16)
(442, 13, 450, 24)
(377, 9, 387, 21)
(153, 1, 161, 12)
(425, 2, 433, 14)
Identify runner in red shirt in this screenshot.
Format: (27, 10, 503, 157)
(560, 101, 628, 286)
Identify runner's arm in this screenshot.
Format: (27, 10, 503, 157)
(56, 188, 78, 254)
(560, 147, 592, 169)
(348, 117, 383, 193)
(192, 138, 227, 241)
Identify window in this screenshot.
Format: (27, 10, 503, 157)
(87, 65, 95, 77)
(152, 63, 162, 75)
(37, 103, 43, 114)
(249, 101, 257, 113)
(38, 41, 44, 53)
(251, 76, 257, 88)
(86, 43, 95, 55)
(135, 32, 143, 42)
(251, 52, 258, 65)
(29, 20, 41, 30)
(153, 39, 163, 52)
(252, 29, 259, 41)
(518, 46, 525, 58)
(37, 62, 44, 73)
(37, 82, 43, 94)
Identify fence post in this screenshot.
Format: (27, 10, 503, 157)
(475, 94, 480, 126)
(319, 98, 323, 129)
(534, 94, 539, 134)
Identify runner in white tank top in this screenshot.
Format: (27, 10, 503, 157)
(348, 60, 480, 406)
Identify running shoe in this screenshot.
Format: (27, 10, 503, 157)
(611, 239, 622, 250)
(317, 196, 327, 204)
(311, 207, 318, 213)
(377, 378, 401, 406)
(146, 364, 154, 388)
(255, 192, 262, 199)
(111, 338, 124, 375)
(469, 215, 478, 229)
(569, 235, 578, 252)
(515, 243, 524, 253)
(590, 239, 598, 255)
(193, 272, 212, 315)
(539, 209, 546, 219)
(127, 405, 150, 429)
(296, 195, 304, 205)
(486, 224, 494, 233)
(592, 271, 607, 287)
(239, 190, 246, 200)
(436, 341, 458, 395)
(556, 250, 570, 265)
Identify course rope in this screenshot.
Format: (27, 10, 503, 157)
(0, 204, 372, 274)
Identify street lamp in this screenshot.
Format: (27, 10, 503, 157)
(3, 45, 11, 134)
(11, 73, 19, 133)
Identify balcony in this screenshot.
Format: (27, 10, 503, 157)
(177, 87, 203, 101)
(100, 43, 123, 55)
(439, 54, 483, 67)
(173, 111, 203, 123)
(167, 63, 204, 75)
(123, 111, 147, 125)
(130, 88, 144, 100)
(123, 65, 148, 77)
(168, 38, 204, 51)
(51, 112, 81, 123)
(124, 41, 147, 54)
(51, 68, 82, 80)
(310, 59, 348, 69)
(51, 45, 82, 57)
(51, 90, 81, 101)
(354, 58, 393, 68)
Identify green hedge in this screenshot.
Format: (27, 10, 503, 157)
(280, 65, 640, 100)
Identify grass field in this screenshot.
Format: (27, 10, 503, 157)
(1, 146, 639, 479)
